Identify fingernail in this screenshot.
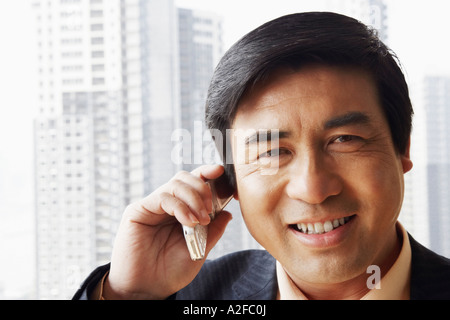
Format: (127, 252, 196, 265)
(189, 213, 199, 224)
(200, 209, 211, 223)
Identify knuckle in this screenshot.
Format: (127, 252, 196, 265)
(173, 170, 189, 181)
(124, 202, 138, 214)
(172, 199, 190, 214)
(158, 191, 173, 205)
(171, 180, 191, 197)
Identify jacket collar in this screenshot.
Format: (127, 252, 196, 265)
(409, 233, 450, 299)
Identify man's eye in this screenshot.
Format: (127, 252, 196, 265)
(334, 135, 356, 143)
(258, 148, 281, 158)
(329, 135, 365, 152)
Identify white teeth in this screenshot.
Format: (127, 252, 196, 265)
(323, 220, 333, 233)
(301, 223, 307, 233)
(332, 219, 340, 228)
(314, 222, 324, 234)
(296, 216, 353, 235)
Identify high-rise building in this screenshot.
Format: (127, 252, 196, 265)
(178, 7, 223, 172)
(325, 0, 388, 41)
(423, 76, 450, 257)
(398, 77, 430, 248)
(32, 0, 179, 299)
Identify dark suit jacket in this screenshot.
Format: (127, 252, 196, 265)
(73, 234, 450, 300)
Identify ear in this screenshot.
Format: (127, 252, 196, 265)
(233, 189, 239, 201)
(401, 137, 413, 174)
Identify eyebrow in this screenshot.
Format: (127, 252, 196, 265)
(244, 130, 290, 146)
(324, 111, 371, 130)
(243, 112, 370, 146)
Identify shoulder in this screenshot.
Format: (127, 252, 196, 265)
(409, 234, 450, 299)
(202, 249, 274, 278)
(173, 250, 277, 300)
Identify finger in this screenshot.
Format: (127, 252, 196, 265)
(170, 180, 211, 225)
(191, 164, 225, 182)
(125, 193, 198, 227)
(159, 192, 200, 227)
(171, 171, 213, 214)
(125, 166, 226, 226)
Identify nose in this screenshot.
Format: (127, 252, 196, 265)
(285, 152, 343, 205)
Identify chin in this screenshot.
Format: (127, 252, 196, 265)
(283, 246, 372, 285)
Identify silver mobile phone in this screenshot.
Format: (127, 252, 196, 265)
(183, 174, 234, 261)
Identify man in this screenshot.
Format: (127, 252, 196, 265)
(74, 12, 450, 300)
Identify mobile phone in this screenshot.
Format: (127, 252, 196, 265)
(183, 173, 234, 261)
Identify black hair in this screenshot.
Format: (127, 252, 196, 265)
(205, 12, 413, 189)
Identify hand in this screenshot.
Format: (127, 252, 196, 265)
(102, 164, 233, 300)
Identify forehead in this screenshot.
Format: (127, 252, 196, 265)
(232, 65, 381, 129)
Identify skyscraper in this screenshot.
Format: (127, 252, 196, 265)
(423, 76, 450, 257)
(32, 0, 179, 299)
(177, 7, 222, 173)
(325, 0, 388, 41)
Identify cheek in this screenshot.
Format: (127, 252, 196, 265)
(235, 170, 286, 245)
(347, 156, 404, 225)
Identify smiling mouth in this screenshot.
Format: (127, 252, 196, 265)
(290, 214, 356, 235)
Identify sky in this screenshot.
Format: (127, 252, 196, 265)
(0, 0, 449, 298)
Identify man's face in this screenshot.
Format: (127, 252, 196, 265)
(230, 65, 412, 285)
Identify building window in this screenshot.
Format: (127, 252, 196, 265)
(90, 10, 103, 18)
(91, 37, 104, 45)
(92, 77, 105, 85)
(92, 64, 104, 72)
(91, 51, 104, 58)
(91, 24, 103, 31)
